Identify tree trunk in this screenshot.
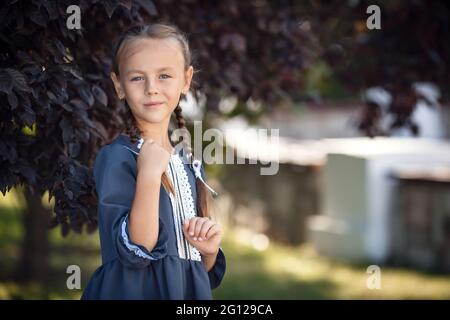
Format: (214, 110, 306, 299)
(15, 188, 50, 282)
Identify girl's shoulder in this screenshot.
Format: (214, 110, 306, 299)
(97, 134, 139, 158)
(94, 134, 139, 172)
(92, 135, 139, 191)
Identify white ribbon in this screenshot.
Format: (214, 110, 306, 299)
(191, 158, 219, 198)
(137, 138, 144, 149)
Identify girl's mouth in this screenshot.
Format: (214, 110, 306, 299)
(143, 101, 164, 108)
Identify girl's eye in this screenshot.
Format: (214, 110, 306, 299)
(130, 76, 144, 82)
(160, 74, 171, 80)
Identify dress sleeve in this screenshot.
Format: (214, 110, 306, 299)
(199, 164, 227, 289)
(93, 144, 169, 269)
(207, 247, 226, 289)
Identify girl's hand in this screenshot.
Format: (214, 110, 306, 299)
(183, 217, 222, 257)
(137, 139, 171, 178)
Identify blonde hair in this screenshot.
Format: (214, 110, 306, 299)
(111, 22, 209, 218)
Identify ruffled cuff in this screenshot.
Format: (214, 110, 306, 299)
(208, 247, 226, 289)
(116, 213, 169, 268)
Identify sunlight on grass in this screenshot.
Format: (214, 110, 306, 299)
(215, 227, 450, 299)
(1, 190, 450, 299)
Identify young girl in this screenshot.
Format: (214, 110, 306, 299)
(81, 23, 226, 300)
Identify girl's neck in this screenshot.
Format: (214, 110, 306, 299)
(141, 129, 174, 153)
(136, 118, 175, 153)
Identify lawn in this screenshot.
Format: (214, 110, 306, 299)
(1, 189, 449, 299)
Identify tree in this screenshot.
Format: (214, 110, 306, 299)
(0, 0, 319, 280)
(2, 0, 447, 281)
(310, 0, 450, 136)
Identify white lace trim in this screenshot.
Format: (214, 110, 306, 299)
(121, 214, 156, 260)
(166, 153, 202, 262)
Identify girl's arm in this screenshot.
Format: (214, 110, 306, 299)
(128, 171, 162, 252)
(127, 139, 170, 252)
(202, 251, 219, 272)
(94, 143, 170, 269)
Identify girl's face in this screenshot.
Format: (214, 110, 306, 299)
(111, 37, 193, 127)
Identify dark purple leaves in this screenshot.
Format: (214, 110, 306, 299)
(2, 0, 442, 237)
(70, 98, 89, 110)
(7, 91, 18, 109)
(0, 69, 13, 94)
(92, 84, 108, 107)
(102, 0, 120, 18)
(77, 84, 95, 107)
(1, 68, 33, 95)
(136, 0, 158, 16)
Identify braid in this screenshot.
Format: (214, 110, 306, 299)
(174, 104, 186, 129)
(110, 22, 212, 219)
(174, 101, 209, 218)
(173, 101, 192, 155)
(123, 103, 141, 143)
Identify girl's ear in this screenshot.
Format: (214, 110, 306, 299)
(182, 66, 194, 94)
(111, 72, 125, 99)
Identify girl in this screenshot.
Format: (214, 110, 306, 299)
(81, 23, 226, 300)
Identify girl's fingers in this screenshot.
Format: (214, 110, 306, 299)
(183, 218, 193, 236)
(187, 217, 200, 237)
(183, 219, 189, 232)
(198, 221, 214, 240)
(194, 218, 208, 240)
(205, 224, 221, 240)
(184, 217, 218, 241)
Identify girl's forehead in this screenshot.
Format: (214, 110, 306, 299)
(119, 37, 185, 73)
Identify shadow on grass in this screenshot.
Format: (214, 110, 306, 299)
(2, 203, 450, 299)
(212, 236, 337, 299)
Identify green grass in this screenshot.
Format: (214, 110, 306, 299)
(215, 230, 450, 299)
(1, 189, 450, 299)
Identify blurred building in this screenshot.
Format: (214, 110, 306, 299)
(217, 108, 450, 272)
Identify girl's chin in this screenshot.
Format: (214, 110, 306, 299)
(137, 112, 170, 125)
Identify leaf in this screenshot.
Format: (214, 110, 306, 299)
(22, 64, 42, 76)
(16, 50, 36, 66)
(62, 65, 83, 80)
(61, 103, 73, 112)
(92, 84, 108, 106)
(5, 68, 32, 92)
(70, 98, 89, 110)
(53, 39, 66, 57)
(61, 221, 70, 237)
(77, 85, 95, 107)
(65, 189, 74, 200)
(68, 141, 80, 158)
(46, 90, 57, 102)
(75, 127, 90, 142)
(136, 0, 158, 16)
(42, 0, 59, 20)
(80, 113, 96, 129)
(7, 91, 18, 109)
(22, 106, 36, 127)
(27, 4, 48, 27)
(102, 0, 119, 18)
(118, 0, 133, 10)
(59, 117, 74, 143)
(84, 73, 103, 81)
(17, 163, 38, 185)
(0, 69, 13, 94)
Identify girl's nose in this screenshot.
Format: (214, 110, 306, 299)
(145, 79, 158, 96)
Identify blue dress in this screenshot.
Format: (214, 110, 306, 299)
(81, 134, 226, 300)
